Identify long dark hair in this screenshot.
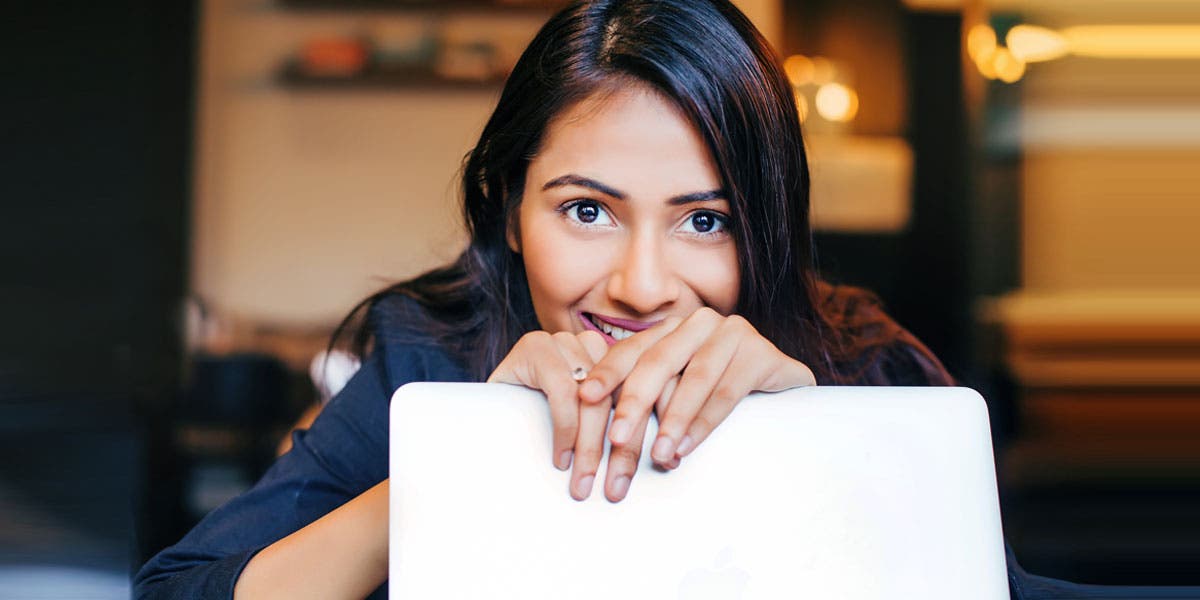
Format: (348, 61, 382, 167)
(332, 0, 948, 385)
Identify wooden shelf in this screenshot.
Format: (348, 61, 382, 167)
(276, 0, 566, 13)
(276, 61, 505, 91)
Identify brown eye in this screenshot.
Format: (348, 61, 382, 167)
(681, 211, 727, 235)
(561, 200, 613, 227)
(575, 202, 599, 223)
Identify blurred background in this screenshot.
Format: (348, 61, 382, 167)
(3, 0, 1198, 596)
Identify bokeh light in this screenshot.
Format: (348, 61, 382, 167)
(815, 82, 859, 122)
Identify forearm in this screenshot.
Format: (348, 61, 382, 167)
(233, 479, 389, 600)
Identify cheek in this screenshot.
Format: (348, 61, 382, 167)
(518, 215, 603, 330)
(685, 245, 740, 314)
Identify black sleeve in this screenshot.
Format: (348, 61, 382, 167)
(1005, 544, 1198, 599)
(133, 347, 396, 599)
(133, 294, 470, 599)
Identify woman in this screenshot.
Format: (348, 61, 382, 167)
(136, 1, 1130, 598)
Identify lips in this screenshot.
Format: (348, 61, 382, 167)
(579, 312, 661, 344)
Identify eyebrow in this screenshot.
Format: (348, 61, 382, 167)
(541, 174, 726, 205)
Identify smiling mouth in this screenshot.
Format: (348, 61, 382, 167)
(579, 312, 658, 343)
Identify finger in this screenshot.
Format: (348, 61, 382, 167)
(649, 375, 680, 469)
(604, 407, 650, 502)
(652, 377, 679, 470)
(577, 315, 684, 405)
(610, 308, 723, 449)
(547, 332, 599, 471)
(486, 332, 585, 472)
(487, 331, 555, 386)
(676, 347, 765, 459)
(759, 351, 818, 391)
(651, 322, 742, 462)
(653, 375, 680, 423)
(570, 390, 611, 501)
(560, 329, 609, 481)
(575, 330, 609, 365)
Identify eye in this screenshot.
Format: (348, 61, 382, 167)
(561, 200, 614, 227)
(679, 210, 728, 235)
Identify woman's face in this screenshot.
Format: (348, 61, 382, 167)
(514, 86, 740, 344)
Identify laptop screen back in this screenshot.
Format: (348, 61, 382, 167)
(389, 383, 1009, 599)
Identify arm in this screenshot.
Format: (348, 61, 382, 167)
(135, 350, 398, 599)
(134, 294, 471, 599)
(233, 480, 389, 600)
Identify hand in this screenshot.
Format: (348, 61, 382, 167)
(578, 307, 816, 501)
(486, 330, 612, 500)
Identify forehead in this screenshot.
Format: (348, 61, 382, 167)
(529, 86, 722, 193)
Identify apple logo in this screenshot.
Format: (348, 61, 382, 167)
(677, 547, 751, 600)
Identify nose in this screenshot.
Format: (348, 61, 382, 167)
(605, 230, 680, 317)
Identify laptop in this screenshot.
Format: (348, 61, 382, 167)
(389, 383, 1010, 599)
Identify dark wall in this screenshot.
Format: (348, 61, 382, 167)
(1, 0, 197, 578)
(3, 3, 194, 402)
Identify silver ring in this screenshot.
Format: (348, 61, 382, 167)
(571, 367, 588, 382)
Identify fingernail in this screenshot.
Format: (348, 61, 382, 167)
(676, 435, 696, 457)
(651, 436, 675, 463)
(610, 475, 630, 501)
(580, 379, 602, 400)
(574, 474, 594, 500)
(555, 449, 573, 471)
(610, 419, 631, 444)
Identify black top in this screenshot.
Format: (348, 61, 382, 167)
(134, 295, 1179, 599)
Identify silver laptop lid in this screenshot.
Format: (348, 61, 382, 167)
(389, 383, 1009, 599)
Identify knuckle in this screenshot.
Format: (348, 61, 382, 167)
(610, 446, 640, 464)
(577, 329, 605, 346)
(576, 447, 603, 465)
(690, 414, 716, 436)
(618, 379, 655, 410)
(693, 306, 720, 322)
(520, 330, 552, 347)
(616, 390, 645, 412)
(711, 382, 742, 404)
(724, 313, 752, 332)
(551, 330, 576, 345)
(656, 413, 684, 437)
(639, 344, 674, 368)
(554, 427, 577, 445)
(684, 360, 721, 383)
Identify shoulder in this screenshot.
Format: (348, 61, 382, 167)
(364, 293, 473, 387)
(815, 281, 954, 387)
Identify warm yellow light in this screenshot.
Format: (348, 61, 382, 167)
(1006, 24, 1070, 63)
(991, 47, 1026, 83)
(1062, 25, 1200, 59)
(967, 24, 997, 63)
(974, 47, 998, 79)
(784, 55, 815, 85)
(815, 83, 858, 122)
(795, 92, 809, 123)
(811, 57, 836, 85)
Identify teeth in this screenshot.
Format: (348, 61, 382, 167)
(589, 314, 634, 341)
